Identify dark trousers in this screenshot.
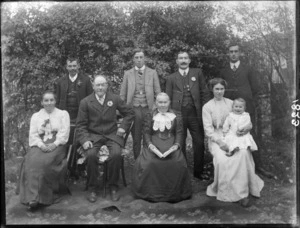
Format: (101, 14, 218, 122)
(249, 112, 263, 170)
(181, 105, 205, 177)
(86, 138, 122, 191)
(131, 106, 149, 159)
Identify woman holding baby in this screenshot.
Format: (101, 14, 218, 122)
(202, 78, 264, 207)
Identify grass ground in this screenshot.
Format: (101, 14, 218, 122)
(4, 131, 298, 224)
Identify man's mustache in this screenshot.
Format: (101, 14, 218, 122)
(180, 62, 188, 65)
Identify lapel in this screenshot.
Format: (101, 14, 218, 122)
(188, 68, 196, 90)
(61, 76, 69, 96)
(102, 92, 114, 115)
(76, 73, 83, 84)
(89, 93, 105, 113)
(144, 67, 152, 88)
(76, 74, 83, 96)
(128, 68, 136, 92)
(175, 72, 184, 91)
(235, 62, 244, 74)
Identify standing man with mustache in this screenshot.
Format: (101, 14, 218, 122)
(219, 43, 275, 178)
(120, 48, 161, 159)
(166, 51, 210, 180)
(54, 57, 93, 124)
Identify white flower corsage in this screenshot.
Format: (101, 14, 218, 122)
(191, 77, 196, 81)
(107, 101, 113, 107)
(77, 80, 82, 87)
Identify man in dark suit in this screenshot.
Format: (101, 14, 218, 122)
(120, 48, 161, 159)
(76, 75, 134, 202)
(166, 51, 210, 180)
(219, 43, 274, 178)
(54, 57, 93, 124)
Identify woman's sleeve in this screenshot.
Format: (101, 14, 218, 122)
(143, 111, 153, 147)
(202, 104, 220, 142)
(29, 113, 44, 147)
(54, 111, 70, 146)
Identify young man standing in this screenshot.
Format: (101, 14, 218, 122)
(120, 49, 161, 159)
(219, 43, 274, 178)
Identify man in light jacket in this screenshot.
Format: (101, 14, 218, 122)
(120, 48, 161, 159)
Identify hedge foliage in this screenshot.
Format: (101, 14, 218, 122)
(2, 2, 295, 158)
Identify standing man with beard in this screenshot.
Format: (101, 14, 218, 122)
(76, 75, 134, 202)
(54, 57, 93, 124)
(219, 43, 274, 178)
(120, 48, 161, 159)
(166, 51, 210, 180)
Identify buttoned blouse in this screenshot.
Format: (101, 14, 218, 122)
(29, 108, 70, 147)
(202, 98, 233, 142)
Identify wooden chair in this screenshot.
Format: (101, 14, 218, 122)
(67, 118, 133, 197)
(66, 123, 79, 190)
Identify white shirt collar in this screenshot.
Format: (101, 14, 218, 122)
(95, 93, 106, 105)
(230, 60, 240, 69)
(69, 74, 78, 82)
(178, 68, 189, 76)
(135, 65, 146, 71)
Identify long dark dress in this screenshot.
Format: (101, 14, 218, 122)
(132, 109, 192, 202)
(17, 108, 70, 205)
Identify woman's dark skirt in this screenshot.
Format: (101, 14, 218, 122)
(18, 145, 68, 205)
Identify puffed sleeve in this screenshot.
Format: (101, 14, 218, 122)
(29, 113, 44, 147)
(202, 103, 220, 142)
(53, 110, 70, 146)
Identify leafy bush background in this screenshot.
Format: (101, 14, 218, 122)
(2, 2, 296, 159)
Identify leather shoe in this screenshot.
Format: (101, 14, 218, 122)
(28, 201, 38, 210)
(194, 173, 209, 181)
(87, 191, 97, 203)
(110, 189, 120, 202)
(256, 167, 275, 179)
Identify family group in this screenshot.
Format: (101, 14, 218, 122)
(16, 43, 274, 210)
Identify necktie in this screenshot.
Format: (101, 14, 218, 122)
(98, 95, 104, 105)
(138, 69, 143, 77)
(183, 71, 187, 77)
(232, 65, 237, 72)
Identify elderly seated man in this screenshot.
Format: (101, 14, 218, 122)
(76, 74, 134, 202)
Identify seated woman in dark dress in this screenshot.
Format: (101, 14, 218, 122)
(132, 92, 192, 203)
(17, 91, 70, 210)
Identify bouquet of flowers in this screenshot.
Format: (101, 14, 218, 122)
(76, 145, 110, 165)
(97, 145, 109, 163)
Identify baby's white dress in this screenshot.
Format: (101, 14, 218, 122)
(223, 112, 258, 152)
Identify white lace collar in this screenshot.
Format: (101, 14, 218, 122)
(153, 111, 176, 132)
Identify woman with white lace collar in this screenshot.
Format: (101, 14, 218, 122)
(131, 93, 192, 203)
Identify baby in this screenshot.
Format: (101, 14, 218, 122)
(222, 98, 258, 156)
